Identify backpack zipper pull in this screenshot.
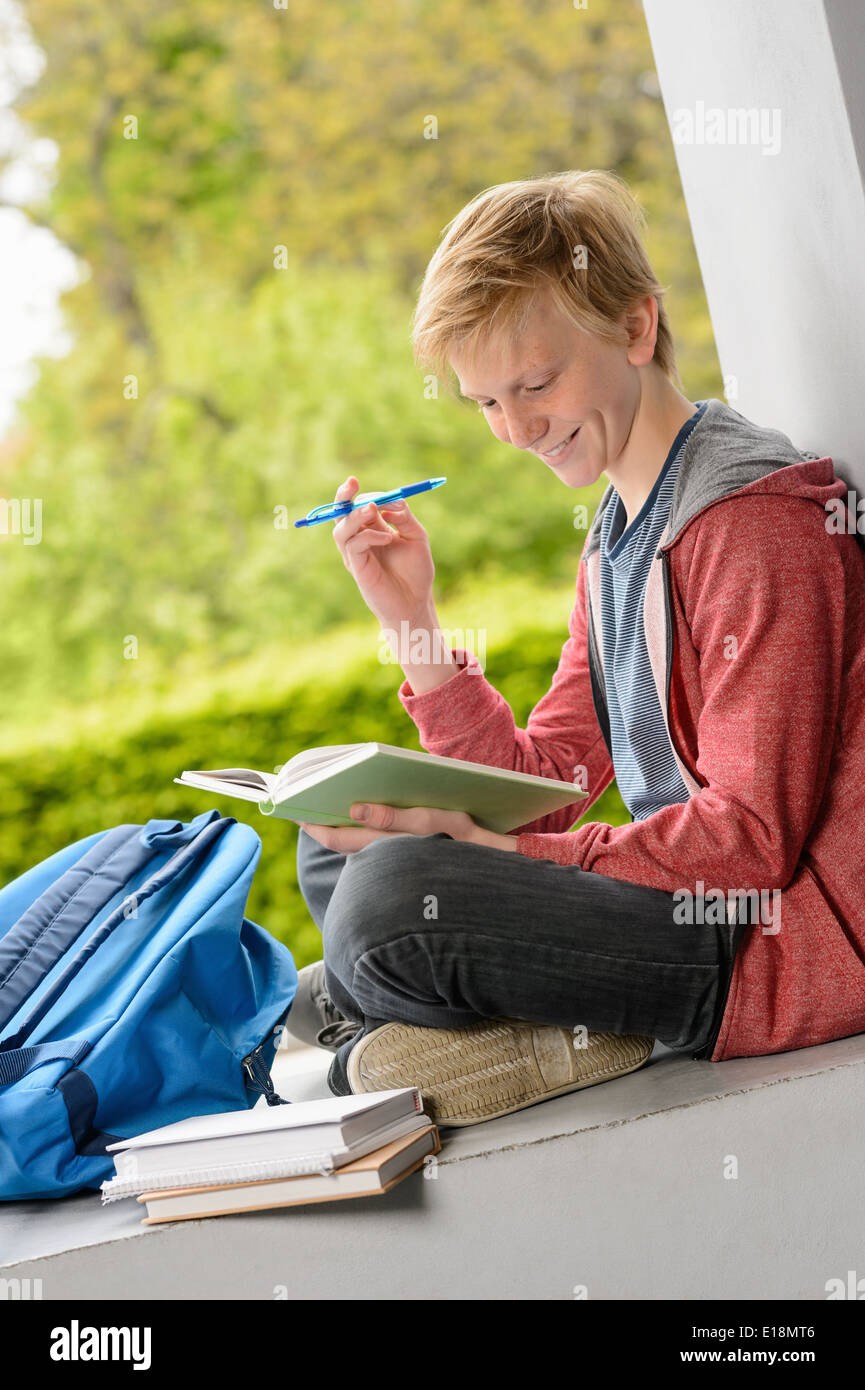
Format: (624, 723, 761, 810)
(242, 1043, 289, 1107)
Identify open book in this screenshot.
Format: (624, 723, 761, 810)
(175, 742, 587, 834)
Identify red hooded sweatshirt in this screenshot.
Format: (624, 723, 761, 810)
(397, 399, 865, 1062)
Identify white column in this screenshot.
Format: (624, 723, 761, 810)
(642, 0, 865, 489)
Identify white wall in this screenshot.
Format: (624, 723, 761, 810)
(643, 0, 865, 488)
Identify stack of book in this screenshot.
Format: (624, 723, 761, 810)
(100, 1089, 439, 1224)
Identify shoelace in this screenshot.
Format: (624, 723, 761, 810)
(317, 1018, 362, 1049)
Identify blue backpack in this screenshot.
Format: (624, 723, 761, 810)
(0, 809, 298, 1200)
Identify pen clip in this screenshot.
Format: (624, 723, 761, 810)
(307, 501, 353, 521)
(293, 500, 353, 528)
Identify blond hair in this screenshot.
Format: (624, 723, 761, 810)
(411, 170, 680, 391)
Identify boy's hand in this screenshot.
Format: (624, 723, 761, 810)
(331, 476, 436, 630)
(299, 803, 518, 854)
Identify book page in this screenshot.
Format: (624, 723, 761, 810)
(183, 768, 272, 789)
(175, 769, 275, 803)
(274, 744, 365, 791)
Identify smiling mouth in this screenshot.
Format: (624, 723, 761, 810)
(538, 426, 580, 461)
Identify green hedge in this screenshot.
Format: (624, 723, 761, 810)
(0, 626, 628, 969)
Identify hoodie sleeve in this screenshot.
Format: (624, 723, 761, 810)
(397, 560, 615, 833)
(515, 495, 845, 887)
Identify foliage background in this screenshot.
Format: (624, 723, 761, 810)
(0, 0, 722, 966)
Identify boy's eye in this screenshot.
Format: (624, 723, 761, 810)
(478, 380, 551, 411)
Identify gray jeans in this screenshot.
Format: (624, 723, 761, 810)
(296, 828, 740, 1096)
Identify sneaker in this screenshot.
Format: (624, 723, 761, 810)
(346, 1018, 654, 1126)
(284, 961, 360, 1053)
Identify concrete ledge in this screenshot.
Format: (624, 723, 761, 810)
(2, 1035, 864, 1299)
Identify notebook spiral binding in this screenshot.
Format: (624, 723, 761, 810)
(100, 1151, 336, 1203)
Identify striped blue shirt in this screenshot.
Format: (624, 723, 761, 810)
(598, 402, 708, 821)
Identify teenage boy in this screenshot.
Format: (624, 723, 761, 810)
(287, 170, 865, 1126)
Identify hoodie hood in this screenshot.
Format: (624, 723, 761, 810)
(584, 397, 842, 557)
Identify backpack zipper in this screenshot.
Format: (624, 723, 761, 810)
(242, 1041, 289, 1107)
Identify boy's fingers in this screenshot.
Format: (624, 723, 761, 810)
(299, 820, 406, 854)
(335, 494, 400, 548)
(343, 530, 393, 561)
(330, 479, 359, 548)
(349, 803, 424, 833)
(333, 502, 391, 554)
(378, 501, 424, 536)
(334, 475, 359, 502)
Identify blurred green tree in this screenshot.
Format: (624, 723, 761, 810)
(0, 0, 721, 719)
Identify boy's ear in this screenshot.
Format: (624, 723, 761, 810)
(624, 296, 659, 365)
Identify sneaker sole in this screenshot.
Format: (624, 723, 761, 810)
(346, 1018, 655, 1126)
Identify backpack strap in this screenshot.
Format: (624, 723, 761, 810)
(0, 810, 230, 1045)
(0, 825, 150, 1036)
(0, 1037, 91, 1087)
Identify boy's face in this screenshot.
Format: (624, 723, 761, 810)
(450, 286, 648, 491)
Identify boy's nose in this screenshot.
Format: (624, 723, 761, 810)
(499, 408, 545, 451)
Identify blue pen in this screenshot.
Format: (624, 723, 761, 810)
(294, 477, 447, 528)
